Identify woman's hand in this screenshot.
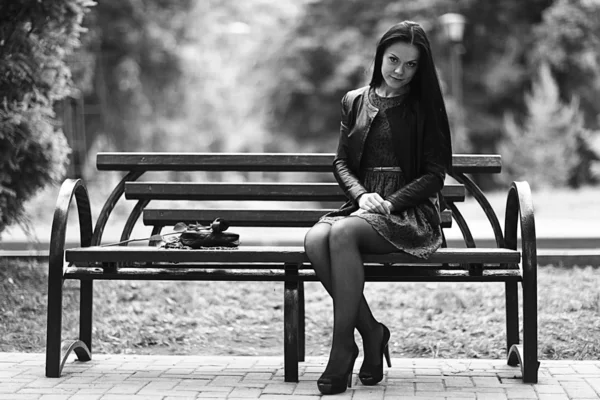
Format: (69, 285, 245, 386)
(357, 193, 393, 215)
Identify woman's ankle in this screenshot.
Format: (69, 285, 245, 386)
(358, 319, 382, 339)
(359, 322, 385, 362)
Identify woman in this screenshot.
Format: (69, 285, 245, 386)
(303, 21, 453, 395)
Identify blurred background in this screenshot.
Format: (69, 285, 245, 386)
(2, 0, 600, 241)
(2, 0, 600, 360)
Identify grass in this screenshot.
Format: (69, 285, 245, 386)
(1, 258, 599, 360)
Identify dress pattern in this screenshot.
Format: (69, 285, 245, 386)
(318, 87, 442, 259)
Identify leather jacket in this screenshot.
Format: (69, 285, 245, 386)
(333, 85, 447, 226)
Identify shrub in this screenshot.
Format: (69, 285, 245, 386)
(499, 62, 593, 188)
(0, 0, 95, 235)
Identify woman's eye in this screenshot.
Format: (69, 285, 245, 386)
(407, 62, 417, 68)
(388, 56, 398, 63)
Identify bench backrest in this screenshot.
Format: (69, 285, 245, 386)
(91, 153, 503, 247)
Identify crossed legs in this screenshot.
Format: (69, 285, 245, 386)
(304, 217, 398, 376)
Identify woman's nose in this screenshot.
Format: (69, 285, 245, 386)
(394, 65, 404, 75)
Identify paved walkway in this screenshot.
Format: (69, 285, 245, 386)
(1, 353, 600, 399)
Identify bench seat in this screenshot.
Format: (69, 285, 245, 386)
(65, 266, 522, 282)
(64, 246, 521, 282)
(65, 246, 520, 265)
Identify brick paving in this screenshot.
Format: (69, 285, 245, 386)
(1, 353, 599, 399)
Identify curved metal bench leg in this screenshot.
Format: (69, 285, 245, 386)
(59, 340, 92, 376)
(46, 276, 93, 379)
(522, 245, 540, 383)
(46, 179, 94, 377)
(504, 181, 539, 383)
(46, 259, 64, 378)
(507, 343, 540, 383)
(507, 344, 523, 367)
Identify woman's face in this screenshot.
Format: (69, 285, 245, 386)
(380, 41, 420, 95)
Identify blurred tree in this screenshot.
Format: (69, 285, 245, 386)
(0, 0, 95, 236)
(175, 0, 303, 154)
(458, 0, 554, 155)
(530, 0, 600, 186)
(74, 0, 303, 162)
(499, 63, 585, 188)
(42, 0, 600, 191)
(76, 0, 195, 154)
(264, 0, 600, 188)
(264, 0, 556, 157)
(532, 0, 600, 128)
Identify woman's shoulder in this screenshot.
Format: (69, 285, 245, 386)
(343, 85, 370, 101)
(341, 85, 370, 110)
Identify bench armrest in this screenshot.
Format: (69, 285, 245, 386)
(50, 179, 94, 277)
(504, 181, 537, 269)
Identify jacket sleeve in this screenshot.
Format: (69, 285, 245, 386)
(333, 93, 367, 203)
(384, 120, 446, 212)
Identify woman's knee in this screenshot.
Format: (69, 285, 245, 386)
(331, 217, 397, 254)
(304, 223, 331, 257)
(329, 219, 360, 251)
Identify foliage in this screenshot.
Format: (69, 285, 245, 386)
(532, 0, 600, 127)
(8, 0, 596, 202)
(173, 0, 304, 153)
(77, 0, 195, 152)
(0, 0, 95, 236)
(530, 0, 600, 186)
(264, 0, 554, 151)
(573, 129, 600, 186)
(457, 0, 554, 158)
(75, 0, 304, 159)
(263, 0, 600, 187)
(500, 63, 585, 188)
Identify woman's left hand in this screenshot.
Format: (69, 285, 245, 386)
(350, 203, 393, 216)
(355, 193, 393, 215)
(382, 200, 393, 214)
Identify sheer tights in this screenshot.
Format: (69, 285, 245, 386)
(304, 216, 398, 376)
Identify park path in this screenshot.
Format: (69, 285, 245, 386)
(1, 352, 600, 399)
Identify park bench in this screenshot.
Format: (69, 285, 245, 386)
(46, 152, 538, 383)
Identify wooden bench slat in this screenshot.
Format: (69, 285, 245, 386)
(97, 153, 501, 174)
(125, 183, 466, 202)
(143, 209, 335, 227)
(63, 261, 518, 270)
(66, 246, 520, 265)
(142, 209, 453, 228)
(452, 155, 502, 174)
(64, 266, 521, 282)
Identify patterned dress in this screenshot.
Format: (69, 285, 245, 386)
(318, 87, 443, 259)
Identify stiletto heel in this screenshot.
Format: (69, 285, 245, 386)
(317, 344, 359, 395)
(347, 369, 353, 388)
(359, 322, 391, 386)
(384, 343, 391, 368)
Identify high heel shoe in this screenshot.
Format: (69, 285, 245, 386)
(359, 322, 391, 386)
(317, 344, 359, 395)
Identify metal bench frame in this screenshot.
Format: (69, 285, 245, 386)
(45, 153, 538, 383)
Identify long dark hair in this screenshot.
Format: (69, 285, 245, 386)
(370, 21, 452, 172)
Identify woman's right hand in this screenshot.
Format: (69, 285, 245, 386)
(358, 193, 392, 215)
